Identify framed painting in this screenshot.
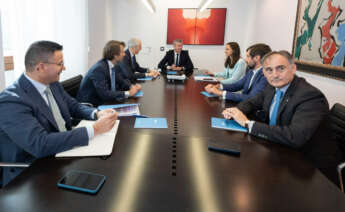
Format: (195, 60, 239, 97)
(292, 0, 345, 80)
(167, 8, 227, 45)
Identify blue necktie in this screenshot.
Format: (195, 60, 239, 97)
(269, 90, 283, 126)
(132, 56, 136, 69)
(111, 67, 116, 92)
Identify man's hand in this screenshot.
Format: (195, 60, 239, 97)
(222, 107, 249, 127)
(129, 85, 140, 96)
(208, 87, 223, 96)
(96, 109, 115, 119)
(205, 70, 214, 76)
(134, 84, 142, 90)
(93, 111, 118, 136)
(205, 84, 215, 93)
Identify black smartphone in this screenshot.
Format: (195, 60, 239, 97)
(57, 170, 106, 194)
(208, 141, 241, 156)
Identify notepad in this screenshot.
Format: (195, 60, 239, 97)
(201, 91, 218, 98)
(211, 117, 247, 133)
(137, 77, 153, 81)
(134, 90, 144, 97)
(134, 118, 168, 128)
(167, 71, 178, 75)
(56, 120, 120, 157)
(98, 104, 140, 116)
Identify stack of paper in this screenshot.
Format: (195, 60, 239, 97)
(167, 74, 186, 80)
(98, 104, 140, 117)
(56, 120, 120, 157)
(194, 75, 218, 82)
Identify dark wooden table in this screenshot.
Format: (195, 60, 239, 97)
(1, 76, 345, 211)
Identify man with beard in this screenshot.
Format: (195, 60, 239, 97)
(204, 43, 271, 102)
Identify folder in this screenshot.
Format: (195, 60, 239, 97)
(134, 118, 168, 128)
(134, 90, 144, 97)
(137, 77, 153, 81)
(201, 91, 218, 98)
(211, 117, 247, 133)
(98, 104, 140, 117)
(55, 120, 119, 157)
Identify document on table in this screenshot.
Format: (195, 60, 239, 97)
(167, 71, 178, 75)
(137, 77, 153, 81)
(194, 75, 218, 82)
(200, 91, 218, 98)
(211, 117, 247, 133)
(134, 118, 168, 128)
(98, 104, 140, 117)
(55, 120, 120, 157)
(134, 90, 144, 97)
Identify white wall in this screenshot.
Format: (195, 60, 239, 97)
(0, 11, 5, 91)
(88, 0, 345, 107)
(110, 0, 252, 72)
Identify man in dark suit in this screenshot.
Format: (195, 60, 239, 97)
(119, 38, 159, 83)
(205, 43, 271, 102)
(0, 41, 118, 187)
(222, 50, 341, 185)
(158, 39, 194, 76)
(77, 40, 141, 106)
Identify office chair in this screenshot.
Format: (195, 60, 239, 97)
(61, 74, 83, 98)
(329, 103, 345, 192)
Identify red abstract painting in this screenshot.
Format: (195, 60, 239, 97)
(167, 8, 227, 45)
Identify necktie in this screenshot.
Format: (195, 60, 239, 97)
(111, 67, 116, 92)
(44, 87, 67, 132)
(248, 71, 255, 89)
(175, 54, 180, 66)
(132, 56, 136, 69)
(269, 90, 283, 126)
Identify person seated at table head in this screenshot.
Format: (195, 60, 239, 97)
(222, 50, 341, 185)
(77, 40, 141, 106)
(205, 42, 246, 84)
(158, 39, 194, 76)
(204, 43, 271, 102)
(119, 38, 159, 83)
(0, 40, 118, 187)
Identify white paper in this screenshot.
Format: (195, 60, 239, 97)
(194, 76, 218, 82)
(55, 120, 120, 157)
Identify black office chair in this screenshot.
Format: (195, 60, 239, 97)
(61, 75, 83, 98)
(329, 103, 345, 192)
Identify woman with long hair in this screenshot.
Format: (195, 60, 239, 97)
(205, 42, 246, 84)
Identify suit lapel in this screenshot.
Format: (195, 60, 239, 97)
(276, 77, 298, 120)
(19, 74, 59, 130)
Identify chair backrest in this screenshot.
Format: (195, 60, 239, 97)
(61, 75, 83, 98)
(329, 103, 345, 156)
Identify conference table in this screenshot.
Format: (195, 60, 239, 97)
(1, 75, 345, 211)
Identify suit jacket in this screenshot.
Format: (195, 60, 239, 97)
(237, 76, 341, 183)
(120, 49, 148, 83)
(0, 74, 95, 187)
(222, 68, 267, 102)
(77, 59, 129, 106)
(158, 50, 194, 76)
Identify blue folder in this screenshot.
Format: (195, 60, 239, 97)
(98, 103, 139, 110)
(134, 90, 144, 97)
(211, 117, 247, 133)
(201, 91, 218, 98)
(137, 77, 153, 81)
(167, 71, 177, 75)
(134, 118, 168, 128)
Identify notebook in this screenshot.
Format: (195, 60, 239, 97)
(134, 118, 168, 128)
(211, 117, 247, 133)
(201, 91, 218, 98)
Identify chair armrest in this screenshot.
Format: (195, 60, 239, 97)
(0, 162, 30, 168)
(338, 162, 345, 192)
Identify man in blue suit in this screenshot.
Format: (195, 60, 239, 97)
(0, 41, 118, 187)
(205, 43, 271, 102)
(77, 40, 141, 106)
(119, 38, 159, 83)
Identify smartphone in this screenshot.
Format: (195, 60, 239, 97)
(57, 170, 106, 194)
(208, 141, 241, 156)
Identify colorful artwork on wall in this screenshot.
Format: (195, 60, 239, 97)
(292, 0, 345, 80)
(167, 8, 227, 45)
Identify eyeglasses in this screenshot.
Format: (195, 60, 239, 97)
(263, 65, 288, 75)
(43, 61, 64, 67)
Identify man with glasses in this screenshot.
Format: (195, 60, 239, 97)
(0, 41, 118, 187)
(222, 50, 341, 185)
